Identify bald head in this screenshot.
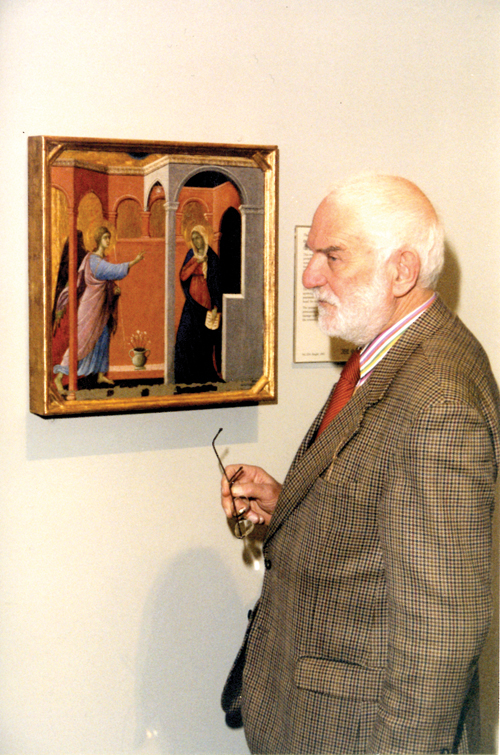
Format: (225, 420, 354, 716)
(318, 174, 444, 288)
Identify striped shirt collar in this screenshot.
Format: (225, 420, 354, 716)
(358, 293, 436, 386)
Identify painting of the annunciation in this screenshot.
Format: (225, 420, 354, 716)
(28, 136, 278, 417)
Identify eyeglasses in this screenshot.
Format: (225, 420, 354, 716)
(212, 428, 255, 539)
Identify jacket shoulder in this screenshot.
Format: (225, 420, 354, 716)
(388, 303, 500, 471)
(415, 307, 497, 404)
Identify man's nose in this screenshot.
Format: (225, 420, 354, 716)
(302, 252, 327, 289)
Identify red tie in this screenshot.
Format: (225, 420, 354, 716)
(316, 349, 361, 437)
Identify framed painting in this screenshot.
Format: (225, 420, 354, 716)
(28, 136, 278, 417)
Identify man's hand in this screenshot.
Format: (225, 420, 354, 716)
(221, 465, 282, 527)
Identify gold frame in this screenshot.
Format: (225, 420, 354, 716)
(29, 136, 278, 417)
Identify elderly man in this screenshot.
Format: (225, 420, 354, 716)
(220, 174, 499, 754)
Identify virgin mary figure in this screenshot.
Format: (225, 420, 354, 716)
(174, 225, 222, 384)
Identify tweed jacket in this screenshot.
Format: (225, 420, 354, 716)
(222, 297, 500, 754)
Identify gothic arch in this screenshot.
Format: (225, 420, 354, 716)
(174, 167, 246, 206)
(116, 196, 142, 238)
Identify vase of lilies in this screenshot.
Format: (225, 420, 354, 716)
(129, 330, 151, 370)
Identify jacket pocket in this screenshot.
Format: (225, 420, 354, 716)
(294, 656, 384, 702)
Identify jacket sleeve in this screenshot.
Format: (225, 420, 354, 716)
(369, 400, 496, 754)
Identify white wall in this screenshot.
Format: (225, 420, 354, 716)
(1, 1, 498, 752)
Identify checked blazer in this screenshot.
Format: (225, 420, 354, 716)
(222, 297, 500, 754)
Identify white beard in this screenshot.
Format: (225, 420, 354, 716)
(312, 266, 394, 346)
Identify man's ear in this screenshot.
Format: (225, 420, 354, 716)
(390, 248, 420, 297)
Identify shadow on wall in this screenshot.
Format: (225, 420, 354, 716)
(25, 404, 259, 461)
(135, 548, 251, 754)
(436, 243, 461, 313)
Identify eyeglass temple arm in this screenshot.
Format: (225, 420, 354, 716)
(212, 428, 244, 486)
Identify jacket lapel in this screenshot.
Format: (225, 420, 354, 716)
(264, 382, 370, 544)
(264, 296, 453, 544)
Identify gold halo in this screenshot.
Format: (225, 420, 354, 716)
(183, 222, 214, 249)
(86, 221, 117, 254)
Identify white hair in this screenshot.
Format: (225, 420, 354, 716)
(329, 174, 444, 288)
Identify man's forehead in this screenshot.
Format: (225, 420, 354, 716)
(307, 197, 363, 250)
